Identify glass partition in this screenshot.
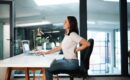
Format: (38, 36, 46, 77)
(13, 0, 79, 77)
(14, 0, 79, 55)
(87, 0, 120, 75)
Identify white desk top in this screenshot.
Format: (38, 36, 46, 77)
(0, 53, 64, 68)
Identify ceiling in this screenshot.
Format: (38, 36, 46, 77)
(0, 0, 130, 30)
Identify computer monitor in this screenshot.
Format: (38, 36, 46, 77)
(21, 40, 30, 53)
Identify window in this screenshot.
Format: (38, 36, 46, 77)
(87, 0, 121, 75)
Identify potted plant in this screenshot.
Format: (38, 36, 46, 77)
(36, 36, 48, 50)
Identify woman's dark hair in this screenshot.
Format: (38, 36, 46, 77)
(67, 16, 79, 35)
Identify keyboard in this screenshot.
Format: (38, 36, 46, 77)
(25, 51, 44, 56)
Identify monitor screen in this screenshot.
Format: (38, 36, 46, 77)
(22, 40, 30, 53)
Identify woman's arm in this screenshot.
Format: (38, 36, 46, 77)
(46, 45, 62, 54)
(76, 38, 90, 52)
(36, 44, 62, 55)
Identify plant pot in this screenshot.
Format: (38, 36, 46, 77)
(36, 46, 42, 50)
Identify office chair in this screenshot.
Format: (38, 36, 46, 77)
(53, 38, 94, 80)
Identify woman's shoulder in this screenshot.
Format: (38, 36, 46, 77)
(70, 32, 79, 36)
(69, 32, 82, 42)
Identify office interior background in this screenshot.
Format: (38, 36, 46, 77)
(0, 0, 130, 78)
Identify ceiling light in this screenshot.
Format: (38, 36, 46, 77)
(34, 0, 79, 6)
(104, 0, 130, 2)
(16, 21, 51, 27)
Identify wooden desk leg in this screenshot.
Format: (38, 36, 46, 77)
(5, 67, 12, 80)
(25, 68, 30, 80)
(41, 68, 46, 80)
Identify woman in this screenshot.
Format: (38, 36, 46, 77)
(36, 16, 90, 80)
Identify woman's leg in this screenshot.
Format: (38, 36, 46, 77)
(45, 68, 53, 80)
(45, 59, 79, 80)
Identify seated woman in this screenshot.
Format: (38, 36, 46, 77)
(36, 16, 90, 80)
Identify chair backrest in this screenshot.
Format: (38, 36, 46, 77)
(80, 38, 94, 72)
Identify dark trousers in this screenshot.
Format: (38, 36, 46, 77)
(45, 58, 79, 80)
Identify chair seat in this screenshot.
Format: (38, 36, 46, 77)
(53, 68, 88, 76)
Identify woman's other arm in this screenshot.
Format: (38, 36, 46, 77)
(76, 38, 90, 52)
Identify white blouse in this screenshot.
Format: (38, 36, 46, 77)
(61, 32, 83, 59)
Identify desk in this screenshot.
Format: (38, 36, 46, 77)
(0, 53, 64, 80)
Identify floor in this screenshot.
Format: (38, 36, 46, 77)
(13, 77, 130, 80)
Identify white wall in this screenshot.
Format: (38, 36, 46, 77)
(0, 25, 10, 80)
(3, 25, 10, 59)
